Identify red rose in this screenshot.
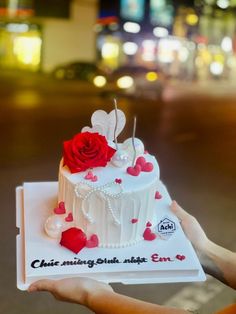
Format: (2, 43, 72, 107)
(63, 132, 116, 173)
(60, 227, 87, 254)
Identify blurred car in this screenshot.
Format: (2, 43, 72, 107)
(103, 65, 164, 100)
(52, 61, 108, 87)
(52, 62, 164, 99)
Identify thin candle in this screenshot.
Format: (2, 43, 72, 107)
(113, 99, 119, 150)
(132, 116, 137, 166)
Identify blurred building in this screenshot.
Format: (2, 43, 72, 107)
(96, 0, 236, 81)
(0, 0, 98, 72)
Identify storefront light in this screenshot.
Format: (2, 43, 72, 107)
(13, 36, 42, 66)
(214, 54, 224, 63)
(102, 43, 119, 59)
(221, 36, 232, 52)
(210, 62, 224, 75)
(123, 42, 138, 55)
(158, 38, 181, 63)
(153, 27, 168, 38)
(6, 23, 29, 33)
(146, 72, 158, 81)
(216, 0, 229, 9)
(185, 14, 198, 26)
(93, 76, 107, 88)
(117, 76, 134, 89)
(142, 40, 156, 62)
(123, 22, 141, 33)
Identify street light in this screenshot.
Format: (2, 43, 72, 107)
(216, 0, 230, 9)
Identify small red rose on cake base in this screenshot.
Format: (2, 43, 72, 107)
(60, 227, 87, 254)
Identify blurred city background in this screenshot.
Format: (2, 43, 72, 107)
(0, 0, 236, 313)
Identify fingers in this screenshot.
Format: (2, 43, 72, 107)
(170, 200, 189, 221)
(28, 279, 56, 293)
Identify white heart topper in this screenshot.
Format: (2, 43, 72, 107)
(81, 109, 126, 141)
(81, 124, 104, 135)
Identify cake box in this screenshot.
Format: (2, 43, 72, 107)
(16, 181, 206, 291)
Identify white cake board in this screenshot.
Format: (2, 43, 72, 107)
(16, 182, 206, 291)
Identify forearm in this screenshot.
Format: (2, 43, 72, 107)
(198, 240, 236, 289)
(88, 290, 189, 314)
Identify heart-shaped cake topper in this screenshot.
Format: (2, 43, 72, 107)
(81, 124, 104, 135)
(81, 109, 126, 141)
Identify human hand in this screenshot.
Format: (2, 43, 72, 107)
(28, 277, 113, 307)
(170, 201, 209, 252)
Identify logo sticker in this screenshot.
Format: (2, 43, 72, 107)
(155, 217, 176, 239)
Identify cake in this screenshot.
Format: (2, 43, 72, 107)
(44, 108, 161, 253)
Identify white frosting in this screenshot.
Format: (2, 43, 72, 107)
(58, 154, 160, 248)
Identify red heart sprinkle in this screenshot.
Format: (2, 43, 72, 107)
(115, 178, 122, 184)
(84, 171, 94, 180)
(54, 202, 66, 215)
(91, 175, 98, 182)
(176, 254, 186, 261)
(146, 221, 152, 227)
(155, 191, 162, 199)
(143, 228, 157, 241)
(86, 234, 99, 248)
(65, 212, 73, 222)
(131, 218, 138, 224)
(142, 162, 154, 172)
(127, 164, 141, 176)
(60, 227, 87, 254)
(136, 156, 146, 168)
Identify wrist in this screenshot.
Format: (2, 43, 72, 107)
(195, 239, 221, 271)
(198, 239, 216, 256)
(193, 237, 212, 262)
(86, 284, 115, 310)
(193, 235, 211, 254)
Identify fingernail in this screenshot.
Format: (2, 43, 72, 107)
(28, 285, 37, 293)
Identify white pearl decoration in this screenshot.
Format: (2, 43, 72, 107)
(44, 214, 66, 239)
(111, 149, 130, 168)
(75, 181, 123, 225)
(122, 137, 145, 158)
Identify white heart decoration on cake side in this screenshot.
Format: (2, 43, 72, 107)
(81, 124, 104, 135)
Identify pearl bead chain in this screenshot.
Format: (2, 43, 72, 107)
(74, 180, 123, 225)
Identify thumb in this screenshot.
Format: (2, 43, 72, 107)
(28, 279, 56, 293)
(170, 200, 189, 221)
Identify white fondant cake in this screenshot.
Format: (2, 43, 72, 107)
(58, 151, 160, 248)
(45, 108, 162, 252)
